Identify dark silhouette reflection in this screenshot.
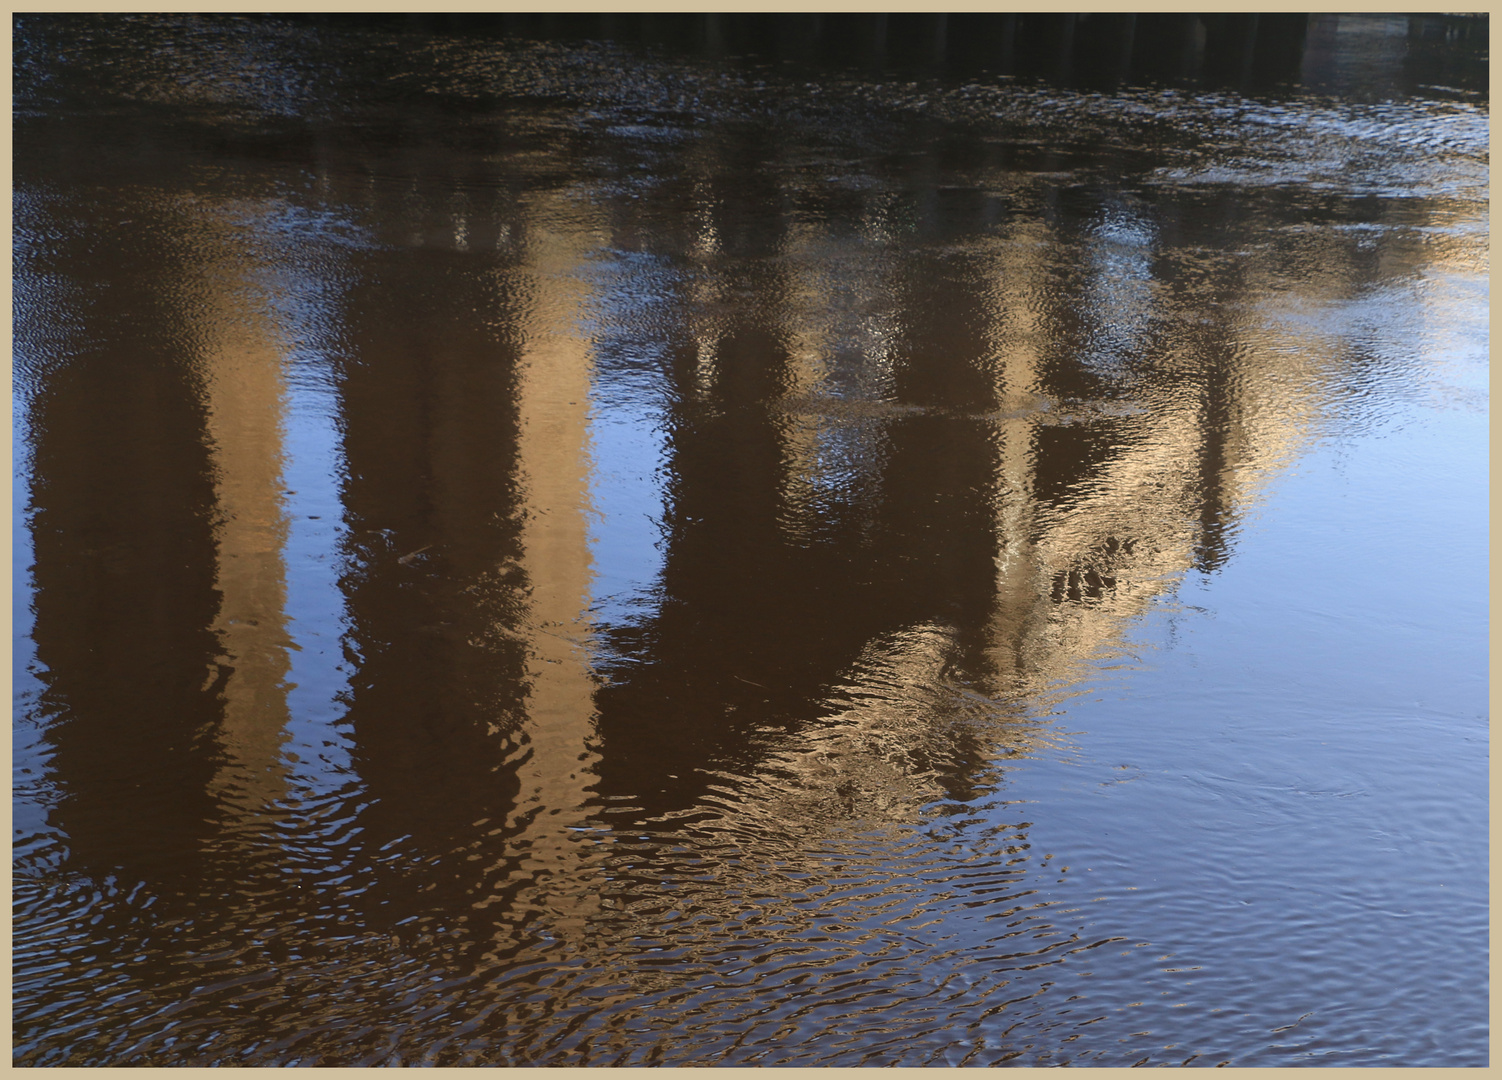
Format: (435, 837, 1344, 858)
(22, 216, 225, 883)
(334, 244, 529, 847)
(330, 249, 532, 941)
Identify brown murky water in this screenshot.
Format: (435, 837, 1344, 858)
(13, 14, 1488, 1066)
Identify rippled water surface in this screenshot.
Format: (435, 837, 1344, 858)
(13, 14, 1488, 1066)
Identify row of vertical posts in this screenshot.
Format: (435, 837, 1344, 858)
(309, 13, 1313, 88)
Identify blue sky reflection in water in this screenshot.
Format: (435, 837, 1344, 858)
(11, 13, 1488, 1066)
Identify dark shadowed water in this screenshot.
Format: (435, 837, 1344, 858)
(12, 13, 1488, 1066)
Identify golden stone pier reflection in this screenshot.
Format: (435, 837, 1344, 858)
(197, 218, 297, 825)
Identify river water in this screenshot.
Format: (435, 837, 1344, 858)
(12, 14, 1488, 1067)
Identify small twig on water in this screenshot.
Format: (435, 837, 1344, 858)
(397, 545, 433, 566)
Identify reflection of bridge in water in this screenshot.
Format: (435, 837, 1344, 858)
(15, 54, 1479, 1053)
(30, 132, 1442, 836)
